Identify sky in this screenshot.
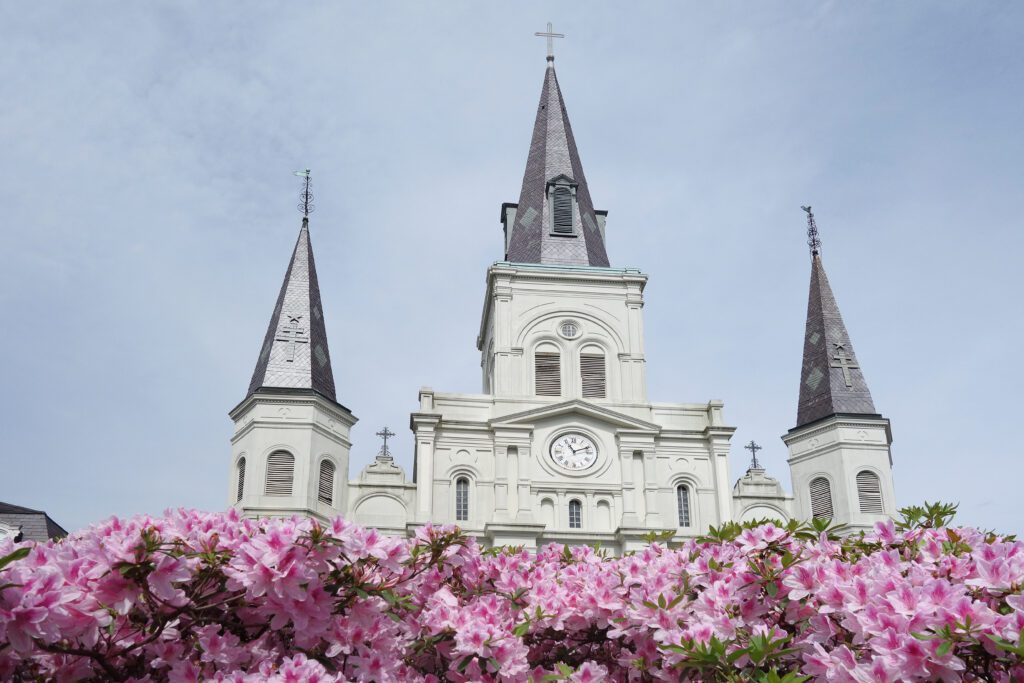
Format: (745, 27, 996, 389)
(1, 2, 1022, 535)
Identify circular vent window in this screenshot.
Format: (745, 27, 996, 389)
(559, 320, 580, 339)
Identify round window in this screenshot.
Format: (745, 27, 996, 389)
(559, 320, 580, 339)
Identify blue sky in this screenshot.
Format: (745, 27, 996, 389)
(1, 3, 1021, 534)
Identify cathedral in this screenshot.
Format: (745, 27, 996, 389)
(226, 50, 897, 552)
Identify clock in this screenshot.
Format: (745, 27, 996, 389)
(549, 433, 598, 471)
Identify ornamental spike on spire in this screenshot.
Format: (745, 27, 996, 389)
(504, 26, 610, 267)
(795, 207, 876, 428)
(246, 170, 337, 402)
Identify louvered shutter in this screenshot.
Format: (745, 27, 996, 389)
(236, 458, 246, 503)
(535, 352, 561, 396)
(318, 461, 335, 506)
(265, 451, 294, 496)
(676, 485, 691, 527)
(580, 353, 606, 398)
(856, 471, 884, 514)
(809, 477, 833, 520)
(553, 187, 573, 233)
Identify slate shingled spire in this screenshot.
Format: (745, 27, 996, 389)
(247, 216, 337, 401)
(796, 217, 877, 428)
(505, 60, 610, 267)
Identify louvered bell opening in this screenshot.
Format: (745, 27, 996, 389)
(318, 461, 336, 506)
(236, 458, 246, 503)
(580, 354, 606, 399)
(568, 499, 582, 529)
(553, 187, 573, 234)
(856, 471, 884, 514)
(455, 478, 469, 522)
(265, 451, 294, 496)
(676, 485, 691, 527)
(809, 477, 833, 520)
(535, 352, 561, 396)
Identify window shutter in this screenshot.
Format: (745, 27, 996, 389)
(568, 499, 582, 529)
(265, 451, 294, 496)
(856, 471, 883, 514)
(318, 461, 335, 506)
(455, 478, 469, 521)
(580, 353, 606, 398)
(553, 187, 573, 233)
(809, 477, 833, 520)
(236, 458, 246, 503)
(676, 485, 691, 527)
(535, 352, 561, 396)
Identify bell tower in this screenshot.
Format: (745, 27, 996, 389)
(228, 171, 356, 522)
(783, 207, 896, 531)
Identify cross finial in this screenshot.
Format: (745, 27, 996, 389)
(744, 440, 763, 470)
(535, 22, 564, 62)
(375, 426, 396, 460)
(294, 169, 314, 218)
(802, 205, 821, 258)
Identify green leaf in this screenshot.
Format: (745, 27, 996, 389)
(0, 547, 30, 571)
(936, 640, 952, 657)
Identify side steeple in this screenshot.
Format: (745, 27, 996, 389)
(503, 42, 610, 268)
(229, 171, 356, 523)
(784, 207, 895, 531)
(247, 171, 336, 402)
(795, 207, 876, 428)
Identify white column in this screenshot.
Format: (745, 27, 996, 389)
(508, 446, 519, 516)
(494, 446, 509, 520)
(643, 450, 662, 526)
(620, 449, 639, 526)
(412, 413, 441, 522)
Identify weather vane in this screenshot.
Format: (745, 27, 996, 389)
(802, 205, 821, 258)
(376, 426, 396, 460)
(535, 22, 564, 61)
(294, 169, 314, 217)
(744, 440, 763, 470)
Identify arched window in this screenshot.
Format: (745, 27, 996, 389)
(318, 460, 336, 506)
(856, 471, 883, 514)
(676, 484, 691, 527)
(535, 343, 561, 396)
(809, 477, 833, 520)
(553, 187, 573, 234)
(235, 458, 246, 503)
(580, 346, 606, 399)
(568, 499, 582, 529)
(265, 451, 294, 496)
(455, 477, 469, 522)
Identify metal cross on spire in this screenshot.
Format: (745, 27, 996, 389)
(294, 169, 314, 218)
(802, 205, 821, 258)
(535, 22, 564, 61)
(744, 440, 763, 470)
(375, 426, 396, 460)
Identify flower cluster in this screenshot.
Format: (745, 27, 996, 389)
(2, 503, 1023, 681)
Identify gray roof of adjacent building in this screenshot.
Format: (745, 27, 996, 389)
(795, 253, 878, 428)
(0, 501, 68, 542)
(247, 217, 337, 402)
(505, 60, 610, 267)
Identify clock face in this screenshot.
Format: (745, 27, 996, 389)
(549, 433, 598, 471)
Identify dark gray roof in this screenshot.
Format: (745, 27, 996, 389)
(247, 217, 337, 401)
(0, 501, 67, 542)
(505, 62, 610, 267)
(796, 254, 877, 428)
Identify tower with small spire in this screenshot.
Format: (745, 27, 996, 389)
(227, 171, 356, 522)
(782, 208, 896, 531)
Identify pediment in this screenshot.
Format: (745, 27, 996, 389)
(490, 399, 660, 433)
(546, 173, 577, 187)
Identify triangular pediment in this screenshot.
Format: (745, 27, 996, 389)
(490, 399, 660, 432)
(546, 173, 577, 187)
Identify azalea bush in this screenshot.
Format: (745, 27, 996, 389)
(2, 504, 1023, 682)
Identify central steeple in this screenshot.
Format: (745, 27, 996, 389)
(504, 55, 610, 267)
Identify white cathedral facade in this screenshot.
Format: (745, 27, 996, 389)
(226, 54, 897, 552)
